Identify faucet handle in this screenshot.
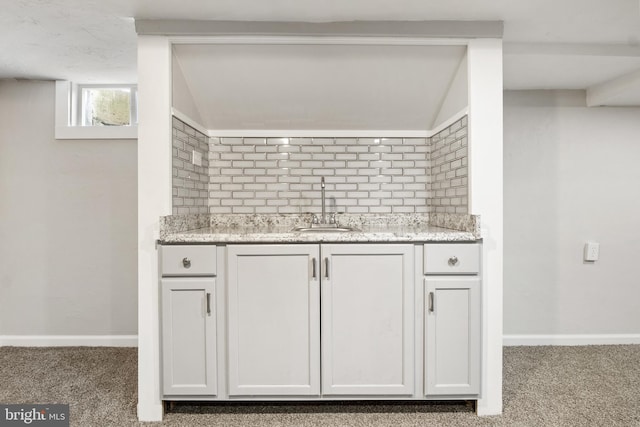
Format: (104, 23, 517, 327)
(311, 214, 320, 224)
(328, 213, 337, 224)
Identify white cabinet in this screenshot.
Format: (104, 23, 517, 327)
(424, 243, 481, 397)
(159, 241, 482, 401)
(321, 244, 414, 395)
(161, 277, 217, 396)
(425, 276, 480, 396)
(424, 243, 480, 275)
(227, 243, 415, 397)
(160, 244, 218, 397)
(227, 244, 321, 396)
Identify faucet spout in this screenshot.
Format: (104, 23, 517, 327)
(321, 177, 326, 224)
(311, 177, 337, 228)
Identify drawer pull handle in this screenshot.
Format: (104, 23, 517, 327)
(448, 256, 459, 266)
(206, 292, 211, 315)
(182, 257, 191, 268)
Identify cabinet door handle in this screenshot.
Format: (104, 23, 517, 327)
(312, 257, 317, 279)
(428, 292, 434, 313)
(206, 292, 211, 315)
(324, 257, 329, 279)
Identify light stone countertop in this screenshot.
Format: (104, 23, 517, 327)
(160, 224, 479, 244)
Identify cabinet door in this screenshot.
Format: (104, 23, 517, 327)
(425, 277, 480, 396)
(321, 244, 414, 396)
(161, 278, 216, 396)
(227, 244, 320, 396)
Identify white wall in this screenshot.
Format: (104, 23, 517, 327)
(172, 51, 204, 126)
(504, 90, 640, 344)
(0, 80, 138, 343)
(432, 53, 467, 129)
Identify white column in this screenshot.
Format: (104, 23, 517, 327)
(137, 35, 173, 422)
(467, 38, 504, 416)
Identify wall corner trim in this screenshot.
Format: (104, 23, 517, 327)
(0, 335, 138, 347)
(429, 107, 469, 136)
(171, 107, 209, 135)
(206, 129, 432, 138)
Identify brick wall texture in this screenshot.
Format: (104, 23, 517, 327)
(172, 115, 468, 215)
(172, 117, 210, 215)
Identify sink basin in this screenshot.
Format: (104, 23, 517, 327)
(290, 226, 359, 233)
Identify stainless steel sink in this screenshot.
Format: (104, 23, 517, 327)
(290, 226, 359, 233)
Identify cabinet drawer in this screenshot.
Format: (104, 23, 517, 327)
(424, 243, 479, 275)
(161, 245, 216, 277)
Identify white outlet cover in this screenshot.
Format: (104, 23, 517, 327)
(192, 150, 203, 167)
(584, 242, 600, 262)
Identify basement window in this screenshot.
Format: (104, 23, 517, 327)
(79, 85, 138, 127)
(55, 81, 138, 140)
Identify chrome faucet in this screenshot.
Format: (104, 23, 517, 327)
(311, 177, 337, 228)
(321, 177, 326, 224)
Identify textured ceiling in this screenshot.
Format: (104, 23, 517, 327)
(1, 0, 640, 104)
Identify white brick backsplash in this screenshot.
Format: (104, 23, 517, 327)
(210, 175, 232, 184)
(391, 145, 415, 153)
(210, 206, 232, 213)
(429, 117, 468, 213)
(370, 145, 392, 153)
(336, 183, 358, 191)
(346, 145, 369, 153)
(371, 160, 392, 168)
(335, 168, 358, 176)
(301, 145, 323, 153)
(169, 116, 467, 215)
(392, 175, 414, 183)
(301, 161, 323, 168)
(231, 145, 254, 152)
(232, 176, 254, 183)
(232, 206, 255, 213)
(383, 168, 403, 175)
(172, 118, 209, 215)
(369, 175, 392, 183)
(221, 199, 242, 206)
(333, 138, 356, 145)
(393, 206, 415, 213)
(335, 153, 358, 160)
(278, 145, 300, 153)
(255, 145, 277, 153)
(369, 206, 393, 213)
(357, 169, 379, 176)
(232, 160, 254, 168)
(202, 134, 441, 214)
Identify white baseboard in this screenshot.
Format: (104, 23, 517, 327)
(503, 334, 640, 346)
(0, 335, 138, 347)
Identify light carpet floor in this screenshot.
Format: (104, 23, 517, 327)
(0, 345, 639, 426)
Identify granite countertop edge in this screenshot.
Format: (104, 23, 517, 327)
(159, 227, 479, 244)
(158, 213, 481, 244)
